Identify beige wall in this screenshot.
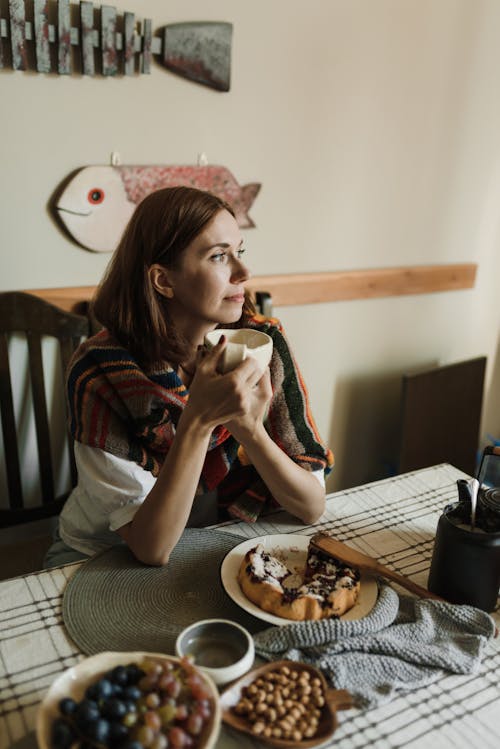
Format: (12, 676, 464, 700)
(1, 0, 499, 492)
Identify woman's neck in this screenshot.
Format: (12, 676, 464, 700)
(169, 311, 217, 351)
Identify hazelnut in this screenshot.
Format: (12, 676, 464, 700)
(266, 708, 277, 722)
(251, 721, 265, 735)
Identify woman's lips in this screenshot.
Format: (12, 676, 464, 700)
(224, 294, 245, 303)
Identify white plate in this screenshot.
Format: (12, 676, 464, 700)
(36, 651, 221, 749)
(220, 534, 378, 626)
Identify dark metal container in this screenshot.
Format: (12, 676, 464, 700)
(428, 509, 500, 612)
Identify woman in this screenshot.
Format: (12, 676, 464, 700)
(46, 187, 333, 568)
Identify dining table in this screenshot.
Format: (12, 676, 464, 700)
(0, 462, 498, 749)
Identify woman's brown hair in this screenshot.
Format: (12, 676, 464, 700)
(92, 186, 255, 368)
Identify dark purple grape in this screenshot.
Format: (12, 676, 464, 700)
(108, 721, 129, 746)
(101, 698, 127, 720)
(86, 677, 114, 701)
(121, 742, 145, 749)
(123, 685, 142, 701)
(74, 699, 100, 729)
(125, 664, 145, 684)
(110, 665, 129, 686)
(51, 718, 75, 748)
(84, 717, 111, 744)
(58, 697, 77, 716)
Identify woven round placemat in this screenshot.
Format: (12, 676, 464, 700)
(62, 528, 265, 656)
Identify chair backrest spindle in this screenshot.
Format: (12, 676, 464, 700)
(59, 336, 80, 486)
(26, 328, 55, 505)
(0, 331, 24, 508)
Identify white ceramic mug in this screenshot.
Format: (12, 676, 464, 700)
(204, 328, 273, 374)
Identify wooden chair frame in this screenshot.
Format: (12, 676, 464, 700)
(0, 292, 89, 527)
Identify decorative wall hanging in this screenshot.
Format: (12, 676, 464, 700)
(0, 1, 232, 90)
(53, 159, 262, 252)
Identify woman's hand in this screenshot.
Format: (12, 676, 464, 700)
(184, 338, 272, 437)
(223, 366, 272, 444)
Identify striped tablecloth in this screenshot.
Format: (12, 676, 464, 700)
(1, 464, 498, 749)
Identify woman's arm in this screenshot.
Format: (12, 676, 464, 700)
(116, 409, 213, 565)
(237, 425, 325, 524)
(224, 369, 326, 525)
(117, 339, 265, 565)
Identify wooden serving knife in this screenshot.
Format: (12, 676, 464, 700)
(310, 533, 445, 601)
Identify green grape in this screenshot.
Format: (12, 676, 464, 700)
(135, 725, 155, 747)
(169, 726, 189, 748)
(186, 713, 203, 736)
(142, 660, 163, 677)
(158, 703, 176, 727)
(122, 711, 138, 728)
(143, 710, 162, 732)
(165, 678, 181, 699)
(150, 735, 169, 749)
(158, 673, 174, 691)
(139, 674, 158, 691)
(145, 692, 161, 709)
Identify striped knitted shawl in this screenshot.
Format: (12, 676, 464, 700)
(67, 316, 333, 522)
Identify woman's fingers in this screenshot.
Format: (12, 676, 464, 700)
(257, 367, 272, 391)
(198, 336, 227, 373)
(230, 356, 267, 388)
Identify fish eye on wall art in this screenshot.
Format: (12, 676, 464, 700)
(51, 155, 262, 252)
(0, 0, 232, 90)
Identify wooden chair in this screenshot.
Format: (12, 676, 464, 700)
(398, 356, 487, 476)
(254, 291, 273, 316)
(0, 291, 89, 529)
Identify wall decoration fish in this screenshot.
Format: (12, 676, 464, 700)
(53, 164, 262, 252)
(0, 1, 232, 90)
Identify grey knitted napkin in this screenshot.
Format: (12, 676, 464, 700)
(253, 584, 496, 708)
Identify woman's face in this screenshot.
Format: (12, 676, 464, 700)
(164, 209, 250, 336)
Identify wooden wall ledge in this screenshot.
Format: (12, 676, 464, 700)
(26, 263, 477, 314)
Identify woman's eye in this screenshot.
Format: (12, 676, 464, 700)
(210, 248, 245, 263)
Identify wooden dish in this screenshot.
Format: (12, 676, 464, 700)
(220, 660, 353, 748)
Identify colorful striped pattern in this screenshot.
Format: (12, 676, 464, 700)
(66, 317, 333, 522)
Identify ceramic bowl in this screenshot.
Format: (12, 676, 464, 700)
(175, 619, 255, 686)
(204, 328, 273, 374)
(36, 651, 221, 749)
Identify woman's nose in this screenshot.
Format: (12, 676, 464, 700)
(231, 257, 250, 282)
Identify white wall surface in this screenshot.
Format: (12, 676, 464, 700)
(1, 0, 499, 494)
